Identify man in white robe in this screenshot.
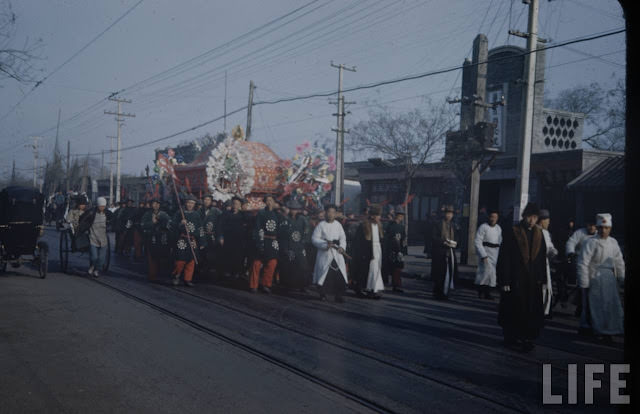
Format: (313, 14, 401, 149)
(474, 210, 502, 299)
(577, 213, 625, 340)
(538, 209, 558, 317)
(566, 220, 597, 317)
(312, 204, 348, 303)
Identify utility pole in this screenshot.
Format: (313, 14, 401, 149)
(10, 159, 16, 184)
(104, 97, 135, 203)
(512, 0, 539, 222)
(66, 140, 70, 193)
(330, 61, 356, 207)
(245, 80, 255, 140)
(224, 70, 228, 134)
(107, 136, 116, 205)
(466, 34, 488, 266)
(26, 136, 42, 188)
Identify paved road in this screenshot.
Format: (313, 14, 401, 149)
(0, 228, 625, 413)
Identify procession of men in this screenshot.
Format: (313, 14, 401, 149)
(62, 191, 626, 352)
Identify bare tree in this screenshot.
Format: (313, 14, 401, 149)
(0, 0, 41, 85)
(545, 80, 625, 152)
(348, 101, 456, 235)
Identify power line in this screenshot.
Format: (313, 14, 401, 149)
(0, 0, 146, 122)
(74, 27, 625, 158)
(10, 0, 330, 152)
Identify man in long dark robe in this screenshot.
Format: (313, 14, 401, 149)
(384, 211, 407, 292)
(280, 199, 310, 292)
(497, 202, 548, 352)
(217, 196, 246, 279)
(171, 195, 205, 287)
(200, 194, 222, 277)
(141, 199, 171, 282)
(249, 195, 281, 293)
(430, 205, 458, 300)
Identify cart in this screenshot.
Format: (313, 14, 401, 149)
(0, 186, 49, 278)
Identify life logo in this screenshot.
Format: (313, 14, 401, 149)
(543, 363, 630, 405)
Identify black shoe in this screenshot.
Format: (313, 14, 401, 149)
(354, 289, 366, 298)
(262, 286, 271, 294)
(483, 291, 493, 300)
(319, 293, 328, 301)
(393, 287, 404, 293)
(184, 281, 194, 287)
(334, 296, 344, 303)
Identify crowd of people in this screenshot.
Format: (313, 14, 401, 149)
(59, 193, 626, 353)
(61, 193, 409, 302)
(470, 202, 625, 352)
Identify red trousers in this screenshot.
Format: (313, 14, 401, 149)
(250, 258, 277, 289)
(392, 268, 403, 288)
(173, 260, 195, 282)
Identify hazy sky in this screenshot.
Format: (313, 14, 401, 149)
(0, 0, 626, 178)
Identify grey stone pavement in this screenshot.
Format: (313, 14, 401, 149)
(0, 229, 625, 413)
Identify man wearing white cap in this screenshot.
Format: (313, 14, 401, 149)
(78, 197, 113, 277)
(576, 213, 625, 340)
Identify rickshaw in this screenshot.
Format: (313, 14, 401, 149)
(0, 186, 49, 278)
(58, 212, 110, 273)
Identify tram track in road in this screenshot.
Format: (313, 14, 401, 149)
(90, 277, 393, 414)
(168, 282, 617, 387)
(89, 274, 529, 413)
(45, 229, 618, 411)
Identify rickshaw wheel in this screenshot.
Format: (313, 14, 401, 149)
(59, 230, 70, 273)
(103, 235, 111, 271)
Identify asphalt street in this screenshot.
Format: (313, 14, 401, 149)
(0, 228, 625, 413)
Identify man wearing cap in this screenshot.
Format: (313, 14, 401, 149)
(352, 204, 385, 298)
(200, 194, 222, 277)
(217, 196, 247, 279)
(280, 198, 310, 292)
(113, 200, 127, 253)
(497, 202, 548, 352)
(249, 195, 281, 293)
(142, 199, 172, 282)
(78, 197, 113, 278)
(116, 199, 137, 257)
(576, 213, 625, 340)
(474, 210, 502, 299)
(383, 210, 407, 293)
(312, 204, 348, 302)
(538, 209, 558, 317)
(171, 195, 205, 287)
(430, 205, 458, 300)
(565, 219, 597, 317)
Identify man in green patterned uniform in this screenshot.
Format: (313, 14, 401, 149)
(171, 195, 206, 286)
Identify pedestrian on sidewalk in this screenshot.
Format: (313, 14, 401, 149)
(497, 202, 547, 353)
(78, 197, 113, 278)
(311, 204, 348, 303)
(474, 210, 502, 299)
(384, 210, 407, 293)
(576, 213, 625, 342)
(430, 205, 458, 300)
